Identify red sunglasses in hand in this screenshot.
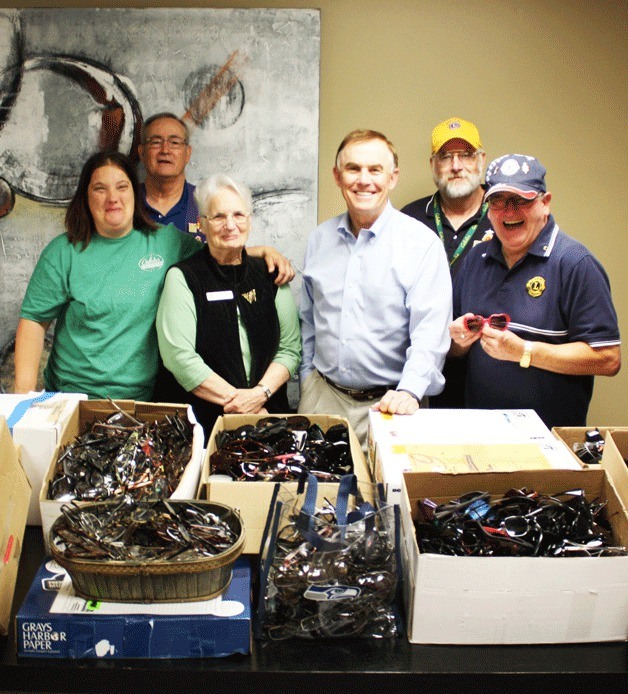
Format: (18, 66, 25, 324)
(463, 313, 511, 333)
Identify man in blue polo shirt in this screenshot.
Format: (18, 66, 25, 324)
(139, 113, 202, 240)
(449, 154, 621, 428)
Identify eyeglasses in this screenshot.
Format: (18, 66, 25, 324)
(414, 487, 627, 558)
(486, 193, 544, 211)
(199, 212, 249, 227)
(144, 136, 188, 149)
(433, 150, 480, 164)
(463, 313, 510, 333)
(209, 416, 353, 482)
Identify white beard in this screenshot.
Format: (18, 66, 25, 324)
(434, 170, 482, 200)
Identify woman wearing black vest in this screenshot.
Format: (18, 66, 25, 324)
(155, 174, 301, 443)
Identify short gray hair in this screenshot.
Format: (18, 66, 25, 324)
(142, 112, 190, 144)
(194, 174, 253, 216)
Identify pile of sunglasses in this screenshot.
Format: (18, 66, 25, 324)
(414, 488, 627, 557)
(210, 416, 353, 482)
(48, 411, 194, 502)
(52, 497, 239, 562)
(263, 496, 398, 639)
(572, 428, 605, 465)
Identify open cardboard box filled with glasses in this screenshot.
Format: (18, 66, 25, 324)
(400, 467, 628, 644)
(201, 414, 372, 554)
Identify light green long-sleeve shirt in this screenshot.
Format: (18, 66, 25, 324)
(156, 267, 301, 392)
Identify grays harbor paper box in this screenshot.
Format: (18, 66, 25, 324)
(16, 558, 251, 659)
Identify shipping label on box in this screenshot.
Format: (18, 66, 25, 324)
(201, 413, 372, 554)
(16, 558, 251, 658)
(39, 400, 204, 554)
(400, 468, 628, 645)
(0, 416, 31, 636)
(369, 409, 582, 504)
(0, 392, 87, 525)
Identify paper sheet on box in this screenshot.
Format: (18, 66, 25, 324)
(376, 410, 545, 443)
(50, 572, 244, 617)
(401, 442, 552, 473)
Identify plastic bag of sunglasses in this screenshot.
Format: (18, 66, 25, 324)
(256, 473, 402, 640)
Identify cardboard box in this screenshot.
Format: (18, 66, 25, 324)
(201, 413, 372, 554)
(602, 430, 628, 511)
(0, 392, 87, 524)
(0, 416, 31, 636)
(369, 409, 581, 504)
(39, 400, 204, 554)
(552, 426, 628, 469)
(16, 558, 251, 658)
(400, 467, 628, 644)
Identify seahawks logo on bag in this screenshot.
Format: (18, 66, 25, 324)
(304, 585, 361, 601)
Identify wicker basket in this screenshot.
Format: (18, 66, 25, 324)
(50, 500, 245, 603)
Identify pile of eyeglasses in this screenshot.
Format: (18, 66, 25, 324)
(262, 496, 399, 639)
(414, 488, 627, 557)
(48, 411, 194, 502)
(52, 497, 239, 562)
(210, 416, 353, 482)
(572, 428, 605, 465)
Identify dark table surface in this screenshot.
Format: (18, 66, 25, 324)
(1, 527, 626, 694)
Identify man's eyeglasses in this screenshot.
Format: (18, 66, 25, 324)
(199, 212, 249, 227)
(487, 193, 544, 211)
(463, 313, 510, 333)
(144, 136, 188, 149)
(433, 150, 480, 164)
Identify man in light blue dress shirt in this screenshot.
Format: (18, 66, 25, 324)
(298, 129, 453, 447)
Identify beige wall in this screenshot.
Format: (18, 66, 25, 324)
(4, 0, 627, 424)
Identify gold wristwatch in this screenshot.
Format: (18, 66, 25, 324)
(519, 341, 533, 368)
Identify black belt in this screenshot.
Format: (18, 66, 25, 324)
(319, 372, 395, 402)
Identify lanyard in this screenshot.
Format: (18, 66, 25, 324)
(433, 196, 488, 267)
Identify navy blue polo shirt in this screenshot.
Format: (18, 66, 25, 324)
(453, 215, 620, 428)
(141, 181, 204, 242)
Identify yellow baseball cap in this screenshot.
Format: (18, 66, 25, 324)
(431, 117, 482, 154)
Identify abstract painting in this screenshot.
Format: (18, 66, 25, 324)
(0, 7, 320, 389)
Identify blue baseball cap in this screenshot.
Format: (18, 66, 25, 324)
(484, 154, 547, 200)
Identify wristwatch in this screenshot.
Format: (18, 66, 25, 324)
(257, 383, 272, 400)
(519, 341, 533, 368)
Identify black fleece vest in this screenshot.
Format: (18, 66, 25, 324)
(156, 246, 289, 442)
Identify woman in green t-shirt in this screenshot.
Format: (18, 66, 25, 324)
(14, 152, 293, 400)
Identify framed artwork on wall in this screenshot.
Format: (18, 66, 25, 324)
(0, 7, 320, 388)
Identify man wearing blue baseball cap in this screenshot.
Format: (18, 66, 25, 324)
(448, 154, 621, 428)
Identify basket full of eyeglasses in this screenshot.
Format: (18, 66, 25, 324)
(50, 497, 245, 602)
(257, 473, 402, 639)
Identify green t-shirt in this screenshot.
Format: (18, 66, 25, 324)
(20, 224, 200, 400)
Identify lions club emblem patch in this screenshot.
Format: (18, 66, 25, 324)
(526, 276, 546, 297)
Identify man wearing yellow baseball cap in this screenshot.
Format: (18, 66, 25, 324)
(402, 116, 493, 407)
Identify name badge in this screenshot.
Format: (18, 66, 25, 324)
(206, 290, 234, 302)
